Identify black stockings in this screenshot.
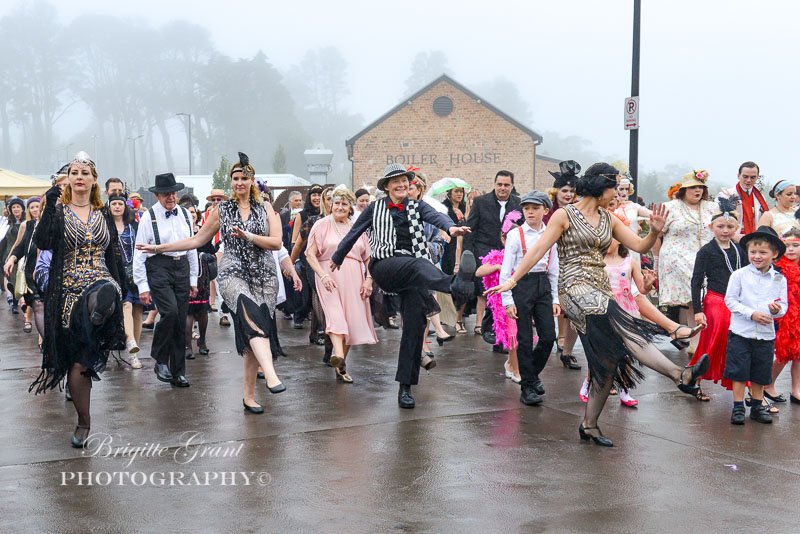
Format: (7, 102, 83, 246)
(67, 363, 92, 432)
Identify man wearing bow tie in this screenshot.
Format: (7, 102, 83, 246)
(133, 173, 198, 387)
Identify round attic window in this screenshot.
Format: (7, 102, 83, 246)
(432, 96, 453, 117)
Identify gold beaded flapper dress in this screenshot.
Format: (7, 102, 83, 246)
(557, 204, 663, 389)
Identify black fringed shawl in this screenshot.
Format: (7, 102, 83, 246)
(30, 201, 126, 394)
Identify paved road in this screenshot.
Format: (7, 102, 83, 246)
(1, 307, 798, 532)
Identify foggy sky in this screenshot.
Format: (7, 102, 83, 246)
(5, 0, 798, 185)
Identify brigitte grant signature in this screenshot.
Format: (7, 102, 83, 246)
(82, 431, 244, 468)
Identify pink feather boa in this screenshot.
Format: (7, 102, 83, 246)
(481, 249, 517, 349)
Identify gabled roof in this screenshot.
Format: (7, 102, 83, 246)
(345, 74, 543, 149)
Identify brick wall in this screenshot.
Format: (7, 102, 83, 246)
(352, 80, 544, 195)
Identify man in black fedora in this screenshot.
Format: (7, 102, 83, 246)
(331, 163, 475, 409)
(132, 173, 198, 387)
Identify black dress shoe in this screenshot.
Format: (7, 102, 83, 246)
(198, 344, 210, 356)
(791, 395, 800, 405)
(492, 344, 509, 355)
(242, 400, 264, 414)
(257, 371, 265, 379)
(531, 377, 545, 396)
(398, 384, 415, 409)
(141, 322, 154, 330)
(560, 354, 581, 370)
(185, 347, 195, 360)
(520, 386, 543, 406)
(579, 424, 613, 447)
(171, 375, 190, 387)
(267, 382, 286, 394)
(450, 251, 476, 302)
(154, 363, 173, 383)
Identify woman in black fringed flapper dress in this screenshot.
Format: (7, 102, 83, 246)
(487, 162, 708, 446)
(31, 152, 126, 448)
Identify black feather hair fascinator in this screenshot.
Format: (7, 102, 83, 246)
(711, 190, 741, 221)
(233, 151, 255, 178)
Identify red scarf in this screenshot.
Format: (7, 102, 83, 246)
(736, 182, 768, 235)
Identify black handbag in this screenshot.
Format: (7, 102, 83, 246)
(200, 252, 218, 281)
(124, 263, 137, 293)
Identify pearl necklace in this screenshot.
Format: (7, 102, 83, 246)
(717, 241, 741, 274)
(332, 217, 351, 239)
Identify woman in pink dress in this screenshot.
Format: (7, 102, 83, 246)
(306, 187, 377, 383)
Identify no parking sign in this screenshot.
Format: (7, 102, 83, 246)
(624, 96, 639, 130)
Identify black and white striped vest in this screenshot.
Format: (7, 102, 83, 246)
(369, 198, 430, 261)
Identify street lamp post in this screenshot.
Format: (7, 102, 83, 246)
(127, 135, 144, 188)
(629, 0, 641, 198)
(176, 113, 192, 175)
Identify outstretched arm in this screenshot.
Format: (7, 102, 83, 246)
(137, 208, 220, 254)
(485, 209, 567, 296)
(611, 203, 668, 254)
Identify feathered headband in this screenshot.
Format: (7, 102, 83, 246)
(711, 190, 741, 221)
(232, 151, 255, 178)
(501, 210, 522, 235)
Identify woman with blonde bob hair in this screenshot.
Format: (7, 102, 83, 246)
(138, 152, 284, 414)
(306, 186, 377, 382)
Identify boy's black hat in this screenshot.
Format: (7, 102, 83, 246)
(740, 225, 786, 259)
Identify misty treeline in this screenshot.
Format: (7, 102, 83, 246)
(2, 1, 688, 199)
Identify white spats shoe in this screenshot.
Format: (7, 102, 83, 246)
(126, 339, 140, 354)
(129, 355, 143, 369)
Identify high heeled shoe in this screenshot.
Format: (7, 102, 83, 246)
(669, 324, 703, 341)
(677, 354, 709, 394)
(436, 334, 455, 346)
(266, 381, 286, 394)
(71, 425, 90, 448)
(560, 353, 581, 370)
(243, 399, 264, 414)
(578, 424, 613, 447)
(335, 365, 354, 383)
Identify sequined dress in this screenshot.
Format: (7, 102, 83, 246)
(557, 205, 662, 389)
(30, 201, 126, 393)
(217, 199, 279, 354)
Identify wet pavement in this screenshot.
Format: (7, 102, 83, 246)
(1, 307, 799, 532)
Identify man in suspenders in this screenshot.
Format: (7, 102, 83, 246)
(132, 173, 198, 387)
(499, 191, 560, 406)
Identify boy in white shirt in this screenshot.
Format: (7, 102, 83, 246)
(725, 225, 788, 425)
(500, 191, 561, 406)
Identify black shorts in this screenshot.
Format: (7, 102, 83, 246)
(723, 332, 774, 385)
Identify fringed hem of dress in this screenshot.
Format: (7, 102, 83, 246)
(29, 280, 123, 394)
(577, 300, 665, 391)
(230, 294, 275, 356)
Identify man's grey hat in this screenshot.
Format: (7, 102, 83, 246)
(519, 190, 552, 209)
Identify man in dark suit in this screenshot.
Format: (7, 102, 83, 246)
(464, 170, 520, 351)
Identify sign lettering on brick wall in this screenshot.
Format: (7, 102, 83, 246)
(387, 153, 500, 166)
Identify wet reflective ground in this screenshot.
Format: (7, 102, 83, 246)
(1, 310, 799, 531)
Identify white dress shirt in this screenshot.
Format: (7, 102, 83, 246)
(499, 221, 559, 307)
(275, 246, 290, 305)
(725, 263, 787, 340)
(133, 203, 199, 293)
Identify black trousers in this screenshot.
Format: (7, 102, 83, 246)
(370, 256, 453, 385)
(513, 273, 557, 388)
(146, 255, 190, 376)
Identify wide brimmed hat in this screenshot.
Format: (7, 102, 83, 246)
(519, 190, 552, 209)
(206, 189, 229, 201)
(740, 225, 786, 259)
(148, 173, 185, 194)
(377, 163, 415, 192)
(680, 169, 710, 189)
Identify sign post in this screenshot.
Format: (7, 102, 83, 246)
(628, 0, 641, 198)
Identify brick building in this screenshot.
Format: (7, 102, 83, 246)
(346, 75, 559, 194)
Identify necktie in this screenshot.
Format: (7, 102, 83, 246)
(388, 202, 405, 212)
(165, 208, 178, 218)
(499, 204, 506, 222)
